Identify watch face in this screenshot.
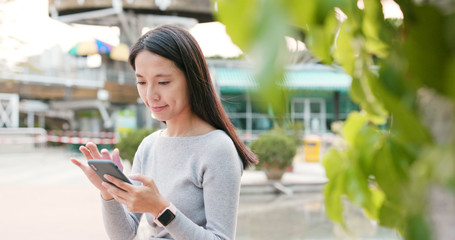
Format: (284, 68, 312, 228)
(158, 209, 176, 226)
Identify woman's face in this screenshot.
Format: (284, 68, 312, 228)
(134, 50, 191, 123)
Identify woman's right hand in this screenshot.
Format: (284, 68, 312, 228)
(70, 142, 123, 200)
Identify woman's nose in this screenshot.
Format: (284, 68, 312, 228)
(147, 85, 159, 101)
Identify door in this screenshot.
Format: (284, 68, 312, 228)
(291, 98, 326, 134)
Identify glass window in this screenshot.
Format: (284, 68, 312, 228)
(294, 101, 304, 113)
(252, 117, 273, 130)
(310, 102, 321, 113)
(229, 117, 246, 130)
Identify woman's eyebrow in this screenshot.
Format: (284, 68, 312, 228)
(155, 73, 172, 78)
(135, 73, 171, 78)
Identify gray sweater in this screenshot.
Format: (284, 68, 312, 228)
(101, 130, 243, 240)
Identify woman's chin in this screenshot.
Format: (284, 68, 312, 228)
(151, 112, 166, 122)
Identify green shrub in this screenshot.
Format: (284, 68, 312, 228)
(250, 132, 297, 169)
(115, 128, 155, 165)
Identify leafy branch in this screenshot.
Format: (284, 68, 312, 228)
(215, 0, 455, 239)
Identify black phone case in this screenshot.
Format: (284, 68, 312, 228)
(88, 159, 132, 184)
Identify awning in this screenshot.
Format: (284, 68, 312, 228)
(213, 67, 352, 93)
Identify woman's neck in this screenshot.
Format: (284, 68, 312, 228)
(164, 112, 215, 137)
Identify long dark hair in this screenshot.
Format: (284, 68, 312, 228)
(128, 24, 258, 169)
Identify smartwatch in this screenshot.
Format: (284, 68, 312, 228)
(154, 203, 177, 227)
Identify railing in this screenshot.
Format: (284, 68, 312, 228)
(1, 63, 137, 89)
(0, 128, 48, 153)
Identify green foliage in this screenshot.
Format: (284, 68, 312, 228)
(215, 0, 455, 239)
(115, 128, 154, 165)
(250, 130, 297, 170)
(216, 0, 291, 118)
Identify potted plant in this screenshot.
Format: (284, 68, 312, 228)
(250, 130, 297, 180)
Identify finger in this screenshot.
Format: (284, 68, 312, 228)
(86, 142, 103, 159)
(102, 182, 128, 204)
(102, 180, 131, 204)
(129, 174, 154, 187)
(101, 149, 111, 160)
(104, 174, 132, 192)
(70, 158, 93, 174)
(112, 148, 123, 170)
(70, 158, 83, 168)
(79, 146, 94, 160)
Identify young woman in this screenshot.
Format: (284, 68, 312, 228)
(71, 24, 258, 240)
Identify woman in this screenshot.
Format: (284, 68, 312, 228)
(71, 24, 258, 240)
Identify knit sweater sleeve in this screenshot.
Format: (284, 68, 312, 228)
(165, 134, 243, 240)
(100, 133, 150, 240)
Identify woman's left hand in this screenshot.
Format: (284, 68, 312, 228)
(102, 174, 169, 217)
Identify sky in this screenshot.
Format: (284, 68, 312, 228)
(0, 0, 403, 68)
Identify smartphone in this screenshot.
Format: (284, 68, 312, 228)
(88, 159, 132, 185)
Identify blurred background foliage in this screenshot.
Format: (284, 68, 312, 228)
(115, 128, 155, 165)
(215, 0, 455, 239)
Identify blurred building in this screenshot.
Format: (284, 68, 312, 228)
(0, 0, 357, 142)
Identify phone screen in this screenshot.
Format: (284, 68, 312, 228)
(88, 159, 132, 185)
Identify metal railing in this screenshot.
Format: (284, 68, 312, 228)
(0, 127, 47, 147)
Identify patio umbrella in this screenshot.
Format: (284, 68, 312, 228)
(68, 39, 112, 56)
(110, 43, 130, 62)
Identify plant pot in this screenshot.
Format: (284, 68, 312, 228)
(262, 163, 287, 180)
(264, 168, 286, 180)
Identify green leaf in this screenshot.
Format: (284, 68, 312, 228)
(341, 111, 368, 146)
(306, 28, 331, 64)
(373, 139, 402, 202)
(333, 18, 357, 76)
(405, 214, 432, 240)
(444, 55, 455, 100)
(362, 0, 388, 58)
(378, 52, 409, 97)
(215, 0, 259, 51)
(364, 188, 385, 220)
(404, 5, 449, 95)
(378, 200, 404, 230)
(349, 71, 389, 124)
(216, 0, 292, 119)
(323, 174, 346, 226)
(322, 148, 346, 180)
(315, 0, 349, 24)
(285, 0, 317, 27)
(344, 167, 370, 207)
(354, 125, 384, 175)
(373, 137, 417, 204)
(373, 73, 432, 145)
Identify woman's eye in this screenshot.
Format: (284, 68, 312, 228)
(159, 81, 170, 85)
(136, 81, 146, 85)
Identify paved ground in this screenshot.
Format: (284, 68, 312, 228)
(0, 146, 401, 240)
(0, 147, 107, 239)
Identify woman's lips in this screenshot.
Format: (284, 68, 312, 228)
(151, 105, 167, 112)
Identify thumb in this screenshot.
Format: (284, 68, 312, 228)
(129, 174, 154, 187)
